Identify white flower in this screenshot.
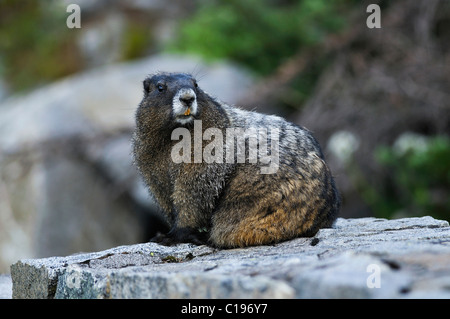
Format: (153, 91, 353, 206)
(393, 132, 429, 155)
(327, 130, 360, 165)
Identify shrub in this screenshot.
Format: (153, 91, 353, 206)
(169, 0, 350, 76)
(370, 134, 450, 221)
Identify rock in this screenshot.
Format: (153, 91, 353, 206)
(0, 53, 254, 273)
(10, 216, 450, 299)
(0, 275, 12, 299)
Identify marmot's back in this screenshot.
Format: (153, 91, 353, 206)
(133, 72, 340, 248)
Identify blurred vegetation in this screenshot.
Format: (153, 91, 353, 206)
(121, 20, 154, 61)
(0, 1, 81, 92)
(0, 1, 154, 93)
(363, 135, 450, 221)
(1, 0, 356, 98)
(170, 0, 352, 75)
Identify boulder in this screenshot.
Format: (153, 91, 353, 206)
(10, 216, 450, 299)
(0, 275, 12, 299)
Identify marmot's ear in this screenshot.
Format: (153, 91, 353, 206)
(143, 79, 151, 93)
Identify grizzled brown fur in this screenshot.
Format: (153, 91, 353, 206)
(133, 72, 340, 248)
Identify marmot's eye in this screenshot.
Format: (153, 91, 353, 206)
(157, 84, 165, 92)
(194, 81, 198, 88)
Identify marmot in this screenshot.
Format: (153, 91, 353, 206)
(132, 72, 340, 248)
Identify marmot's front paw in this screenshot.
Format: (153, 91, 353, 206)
(150, 227, 208, 246)
(150, 232, 177, 246)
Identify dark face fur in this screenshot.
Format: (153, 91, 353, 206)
(137, 73, 205, 133)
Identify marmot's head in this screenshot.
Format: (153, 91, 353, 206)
(138, 72, 205, 127)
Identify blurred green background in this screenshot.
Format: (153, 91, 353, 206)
(0, 0, 448, 271)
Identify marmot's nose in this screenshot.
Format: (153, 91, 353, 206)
(179, 95, 195, 107)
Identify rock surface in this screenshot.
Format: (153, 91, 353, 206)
(10, 216, 450, 299)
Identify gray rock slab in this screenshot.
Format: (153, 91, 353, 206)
(10, 216, 450, 299)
